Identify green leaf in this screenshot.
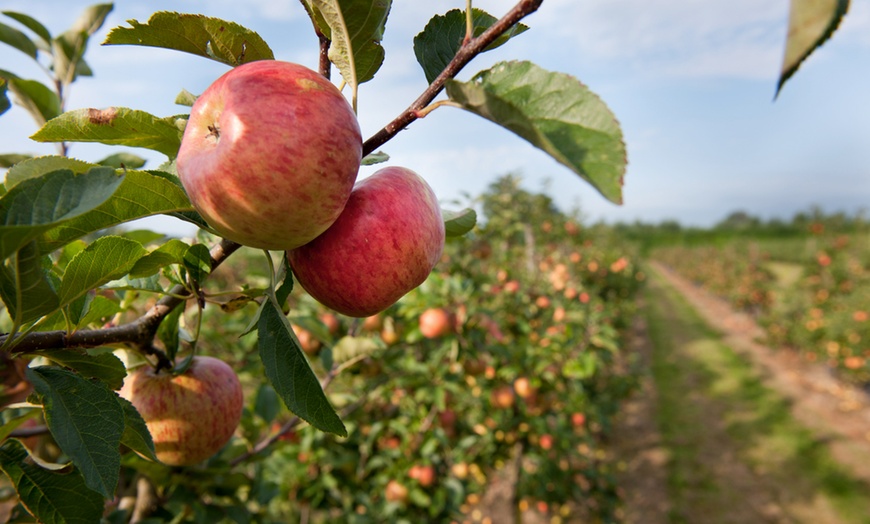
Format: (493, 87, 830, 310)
(0, 439, 106, 524)
(97, 152, 147, 169)
(0, 153, 33, 168)
(0, 21, 38, 59)
(361, 150, 389, 166)
(26, 366, 124, 499)
(117, 395, 158, 462)
(40, 349, 127, 391)
(442, 208, 477, 238)
(38, 170, 195, 254)
(4, 156, 94, 190)
(0, 75, 61, 126)
(76, 295, 120, 328)
(0, 410, 39, 442)
(156, 303, 184, 362)
(31, 107, 185, 159)
(0, 166, 123, 260)
(414, 9, 528, 84)
(257, 299, 346, 436)
(445, 61, 626, 204)
(2, 11, 52, 46)
(777, 0, 850, 96)
(305, 0, 392, 106)
(129, 238, 191, 278)
(0, 242, 59, 324)
(175, 88, 198, 107)
(50, 4, 112, 85)
(69, 3, 113, 36)
(0, 77, 10, 117)
(103, 12, 274, 67)
(59, 236, 147, 306)
(183, 243, 211, 284)
(254, 383, 280, 424)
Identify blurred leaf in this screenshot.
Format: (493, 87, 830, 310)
(38, 170, 195, 255)
(0, 21, 38, 59)
(156, 303, 184, 361)
(0, 77, 9, 116)
(58, 236, 147, 307)
(0, 153, 32, 169)
(257, 299, 347, 436)
(175, 88, 198, 106)
(2, 11, 52, 45)
(777, 0, 850, 96)
(414, 9, 528, 84)
(0, 439, 106, 524)
(117, 395, 158, 462)
(4, 156, 94, 190)
(26, 366, 124, 498)
(69, 3, 113, 36)
(361, 150, 389, 166)
(442, 208, 477, 238)
(0, 74, 61, 126)
(97, 152, 147, 169)
(39, 349, 126, 390)
(104, 12, 274, 66)
(446, 61, 626, 204)
(331, 335, 380, 363)
(0, 242, 59, 324)
(50, 4, 112, 85)
(305, 0, 391, 102)
(31, 107, 184, 159)
(254, 383, 280, 424)
(0, 410, 39, 442)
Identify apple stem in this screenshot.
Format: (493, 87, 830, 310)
(361, 0, 544, 157)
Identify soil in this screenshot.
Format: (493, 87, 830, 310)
(612, 262, 870, 523)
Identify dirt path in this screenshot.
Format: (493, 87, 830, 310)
(613, 263, 870, 524)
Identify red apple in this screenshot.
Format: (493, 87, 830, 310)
(419, 307, 452, 339)
(513, 377, 535, 399)
(291, 324, 321, 354)
(177, 60, 361, 250)
(288, 166, 445, 317)
(119, 356, 243, 466)
(539, 433, 554, 451)
(490, 385, 516, 409)
(385, 479, 409, 503)
(409, 464, 436, 487)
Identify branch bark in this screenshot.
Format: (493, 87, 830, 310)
(361, 0, 544, 157)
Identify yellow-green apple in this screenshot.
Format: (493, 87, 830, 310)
(119, 356, 243, 466)
(177, 60, 361, 250)
(288, 166, 444, 317)
(418, 307, 452, 339)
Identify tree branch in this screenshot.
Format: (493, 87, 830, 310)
(1, 238, 242, 357)
(361, 0, 544, 157)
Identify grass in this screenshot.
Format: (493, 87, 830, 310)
(642, 266, 870, 524)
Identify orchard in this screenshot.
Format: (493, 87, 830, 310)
(0, 0, 855, 523)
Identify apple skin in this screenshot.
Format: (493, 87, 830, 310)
(288, 166, 445, 317)
(177, 60, 362, 250)
(119, 356, 243, 467)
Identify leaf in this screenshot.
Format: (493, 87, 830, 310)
(103, 12, 274, 67)
(76, 295, 120, 328)
(50, 4, 113, 86)
(0, 410, 39, 442)
(59, 236, 147, 307)
(306, 0, 392, 105)
(0, 439, 106, 524)
(69, 3, 113, 36)
(38, 170, 195, 255)
(777, 0, 850, 96)
(0, 77, 10, 117)
(175, 88, 198, 107)
(4, 76, 61, 126)
(2, 11, 52, 46)
(4, 156, 95, 191)
(0, 166, 123, 261)
(39, 349, 127, 391)
(26, 366, 125, 499)
(0, 20, 38, 59)
(96, 152, 147, 169)
(361, 150, 389, 166)
(128, 238, 190, 278)
(414, 8, 529, 84)
(443, 208, 477, 238)
(0, 153, 33, 168)
(183, 243, 211, 284)
(254, 383, 280, 424)
(117, 395, 158, 462)
(446, 61, 626, 204)
(0, 241, 59, 324)
(31, 107, 185, 159)
(257, 299, 346, 436)
(156, 303, 184, 362)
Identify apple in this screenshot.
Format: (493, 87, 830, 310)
(409, 464, 436, 487)
(288, 166, 445, 317)
(177, 60, 362, 250)
(291, 324, 321, 354)
(419, 307, 452, 339)
(319, 312, 341, 334)
(119, 356, 243, 466)
(571, 412, 586, 428)
(539, 433, 554, 451)
(385, 480, 409, 503)
(513, 377, 535, 399)
(490, 385, 516, 409)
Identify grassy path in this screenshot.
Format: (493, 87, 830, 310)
(636, 266, 870, 524)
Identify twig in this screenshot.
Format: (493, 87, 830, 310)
(361, 0, 544, 157)
(1, 239, 242, 359)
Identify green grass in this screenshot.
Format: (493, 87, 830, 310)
(643, 266, 870, 524)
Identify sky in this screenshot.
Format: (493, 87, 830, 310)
(2, 0, 869, 236)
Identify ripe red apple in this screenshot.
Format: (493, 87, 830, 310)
(419, 307, 452, 339)
(539, 433, 554, 451)
(288, 166, 445, 317)
(385, 480, 409, 503)
(177, 60, 362, 250)
(119, 356, 243, 466)
(409, 464, 436, 487)
(490, 385, 516, 409)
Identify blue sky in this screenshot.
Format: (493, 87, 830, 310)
(2, 0, 869, 235)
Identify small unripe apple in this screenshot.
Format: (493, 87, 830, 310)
(177, 60, 362, 250)
(419, 307, 452, 339)
(288, 166, 445, 317)
(119, 356, 243, 466)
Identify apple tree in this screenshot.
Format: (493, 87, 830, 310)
(0, 0, 851, 522)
